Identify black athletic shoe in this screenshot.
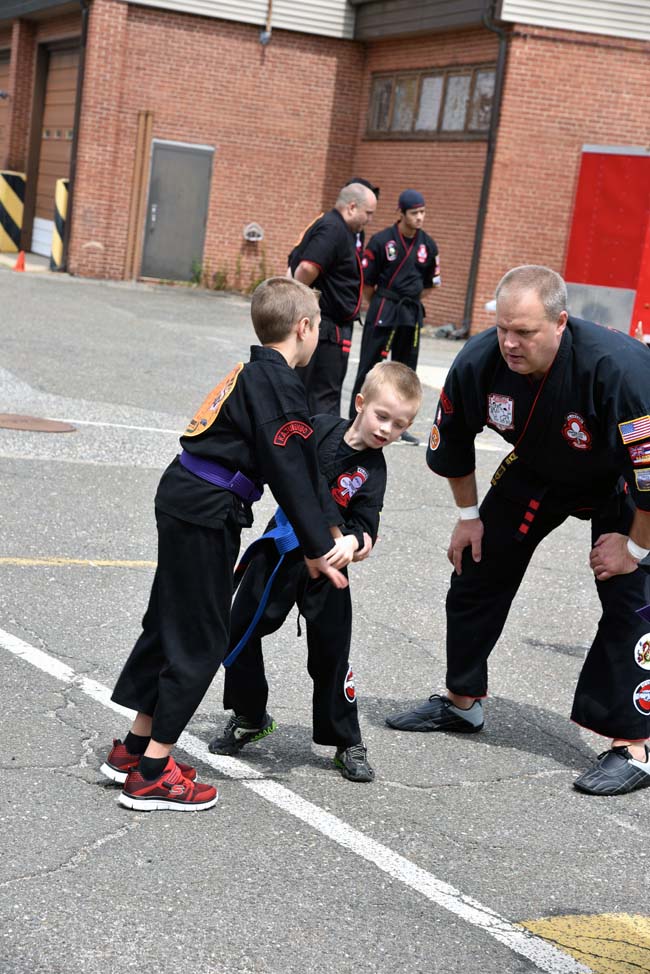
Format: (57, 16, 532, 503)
(208, 713, 277, 755)
(573, 746, 650, 796)
(385, 694, 484, 733)
(334, 743, 375, 782)
(400, 430, 420, 445)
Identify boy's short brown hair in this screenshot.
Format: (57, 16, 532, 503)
(360, 361, 422, 410)
(251, 277, 320, 344)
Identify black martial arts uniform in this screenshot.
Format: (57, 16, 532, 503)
(428, 317, 650, 740)
(223, 415, 386, 747)
(111, 347, 334, 744)
(289, 210, 363, 416)
(349, 225, 440, 416)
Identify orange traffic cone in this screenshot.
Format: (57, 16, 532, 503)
(12, 251, 25, 272)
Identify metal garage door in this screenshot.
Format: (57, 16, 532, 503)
(32, 46, 79, 256)
(0, 51, 10, 165)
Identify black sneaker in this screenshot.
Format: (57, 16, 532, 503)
(385, 694, 484, 733)
(334, 743, 375, 782)
(400, 430, 420, 445)
(208, 713, 277, 755)
(573, 746, 650, 796)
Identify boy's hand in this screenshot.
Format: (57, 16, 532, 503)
(325, 534, 359, 569)
(304, 551, 349, 589)
(352, 532, 373, 562)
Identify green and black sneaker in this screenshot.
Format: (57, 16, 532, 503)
(209, 712, 277, 755)
(334, 742, 375, 783)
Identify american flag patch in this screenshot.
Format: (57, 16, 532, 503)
(629, 441, 650, 466)
(619, 415, 650, 444)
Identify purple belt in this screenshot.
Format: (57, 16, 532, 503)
(179, 450, 263, 503)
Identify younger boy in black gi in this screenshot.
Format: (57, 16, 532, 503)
(209, 362, 422, 781)
(101, 278, 348, 811)
(349, 189, 440, 445)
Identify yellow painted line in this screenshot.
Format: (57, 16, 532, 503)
(522, 914, 650, 974)
(0, 557, 155, 568)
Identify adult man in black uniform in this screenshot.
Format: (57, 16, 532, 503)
(349, 189, 441, 444)
(290, 182, 377, 415)
(386, 265, 650, 796)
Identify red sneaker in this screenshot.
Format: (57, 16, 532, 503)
(118, 757, 218, 812)
(100, 739, 197, 784)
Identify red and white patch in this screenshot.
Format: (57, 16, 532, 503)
(416, 243, 428, 264)
(331, 467, 368, 507)
(628, 441, 650, 466)
(487, 393, 514, 432)
(633, 679, 650, 714)
(635, 633, 650, 671)
(343, 667, 356, 703)
(385, 240, 398, 262)
(562, 413, 592, 451)
(273, 420, 313, 447)
(440, 389, 453, 415)
(429, 424, 440, 450)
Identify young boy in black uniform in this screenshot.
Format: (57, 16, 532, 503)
(100, 278, 349, 811)
(209, 361, 422, 781)
(349, 189, 440, 445)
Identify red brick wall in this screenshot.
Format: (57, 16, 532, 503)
(352, 28, 499, 329)
(68, 0, 364, 282)
(472, 25, 650, 333)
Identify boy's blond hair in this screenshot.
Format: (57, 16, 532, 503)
(251, 277, 320, 344)
(360, 361, 422, 409)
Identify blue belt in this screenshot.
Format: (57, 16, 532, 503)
(223, 507, 300, 667)
(179, 449, 263, 503)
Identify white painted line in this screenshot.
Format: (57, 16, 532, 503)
(0, 626, 590, 974)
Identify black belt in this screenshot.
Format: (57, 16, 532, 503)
(376, 287, 423, 328)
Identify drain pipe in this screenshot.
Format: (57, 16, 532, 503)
(458, 0, 509, 336)
(60, 0, 90, 272)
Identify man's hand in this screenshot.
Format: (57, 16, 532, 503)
(589, 533, 640, 581)
(304, 549, 349, 588)
(447, 518, 484, 575)
(352, 532, 373, 562)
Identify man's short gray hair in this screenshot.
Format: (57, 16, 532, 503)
(336, 182, 373, 209)
(496, 265, 567, 321)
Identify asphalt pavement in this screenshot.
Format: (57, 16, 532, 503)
(0, 268, 647, 974)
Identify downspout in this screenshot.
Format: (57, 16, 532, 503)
(457, 0, 508, 336)
(60, 0, 90, 272)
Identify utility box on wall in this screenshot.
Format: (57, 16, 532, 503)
(564, 145, 650, 337)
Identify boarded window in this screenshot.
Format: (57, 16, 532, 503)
(367, 64, 496, 140)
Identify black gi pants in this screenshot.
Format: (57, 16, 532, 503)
(223, 546, 361, 748)
(297, 319, 351, 416)
(446, 486, 650, 741)
(349, 322, 420, 418)
(111, 508, 241, 743)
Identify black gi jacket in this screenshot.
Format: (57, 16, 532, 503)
(363, 225, 439, 330)
(288, 209, 363, 331)
(427, 318, 650, 514)
(155, 346, 334, 558)
(313, 415, 387, 549)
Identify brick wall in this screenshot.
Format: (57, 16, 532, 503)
(472, 25, 650, 333)
(352, 28, 499, 329)
(68, 0, 365, 282)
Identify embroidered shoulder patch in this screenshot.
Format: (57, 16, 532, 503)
(562, 413, 592, 451)
(635, 468, 650, 492)
(273, 420, 313, 447)
(619, 415, 650, 444)
(629, 441, 650, 466)
(184, 363, 244, 437)
(440, 389, 453, 415)
(429, 424, 440, 450)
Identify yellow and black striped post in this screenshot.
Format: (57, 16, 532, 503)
(0, 171, 26, 253)
(50, 178, 69, 271)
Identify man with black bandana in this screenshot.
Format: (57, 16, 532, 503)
(349, 189, 440, 444)
(386, 265, 650, 796)
(290, 182, 377, 416)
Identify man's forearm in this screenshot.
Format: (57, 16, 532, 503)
(630, 509, 650, 552)
(294, 261, 319, 287)
(447, 473, 479, 510)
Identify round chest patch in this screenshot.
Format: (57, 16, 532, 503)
(635, 633, 650, 670)
(633, 679, 650, 714)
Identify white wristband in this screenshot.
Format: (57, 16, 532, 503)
(458, 505, 480, 520)
(627, 537, 650, 562)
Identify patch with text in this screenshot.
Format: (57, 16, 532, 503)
(273, 420, 313, 447)
(487, 393, 514, 432)
(561, 413, 592, 451)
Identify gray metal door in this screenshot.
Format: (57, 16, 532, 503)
(141, 140, 213, 281)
